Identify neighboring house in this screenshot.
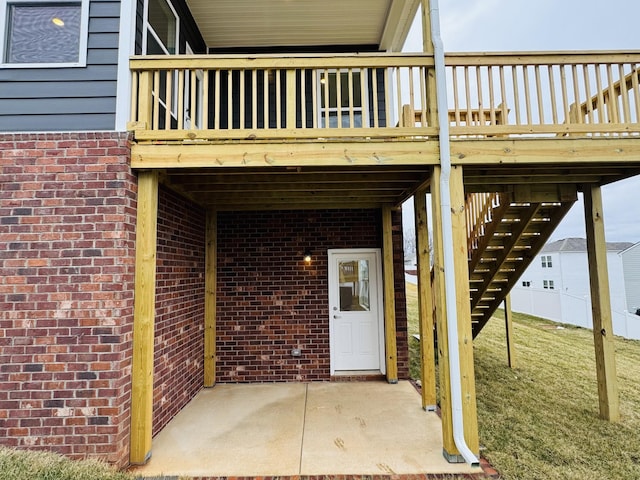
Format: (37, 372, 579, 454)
(511, 238, 640, 340)
(621, 242, 640, 314)
(1, 0, 639, 470)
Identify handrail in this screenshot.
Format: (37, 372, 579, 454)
(444, 51, 640, 138)
(465, 192, 503, 261)
(128, 53, 438, 141)
(128, 51, 640, 141)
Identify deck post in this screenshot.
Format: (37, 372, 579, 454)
(130, 170, 159, 464)
(204, 210, 217, 388)
(421, 0, 438, 127)
(583, 185, 620, 422)
(430, 166, 456, 456)
(504, 294, 516, 368)
(382, 206, 399, 383)
(431, 166, 480, 460)
(448, 165, 480, 456)
(414, 190, 437, 409)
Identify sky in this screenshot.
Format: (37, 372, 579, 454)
(401, 0, 640, 244)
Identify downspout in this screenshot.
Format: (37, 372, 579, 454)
(428, 0, 480, 467)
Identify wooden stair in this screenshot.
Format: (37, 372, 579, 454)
(466, 192, 576, 338)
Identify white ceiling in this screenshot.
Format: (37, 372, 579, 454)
(184, 0, 418, 51)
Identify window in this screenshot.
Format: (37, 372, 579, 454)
(1, 0, 89, 67)
(319, 70, 368, 128)
(541, 255, 553, 268)
(522, 281, 531, 287)
(144, 0, 178, 55)
(143, 0, 179, 124)
(543, 280, 555, 290)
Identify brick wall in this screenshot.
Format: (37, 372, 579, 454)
(216, 209, 408, 383)
(391, 207, 409, 377)
(0, 133, 137, 467)
(152, 186, 206, 436)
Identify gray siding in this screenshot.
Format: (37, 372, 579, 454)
(0, 0, 121, 132)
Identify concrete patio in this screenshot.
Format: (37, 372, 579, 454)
(130, 381, 482, 477)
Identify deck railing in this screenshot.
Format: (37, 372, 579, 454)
(445, 51, 640, 137)
(129, 51, 640, 141)
(465, 192, 505, 263)
(128, 53, 438, 141)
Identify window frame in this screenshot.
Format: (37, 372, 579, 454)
(142, 0, 179, 56)
(142, 0, 180, 120)
(317, 68, 370, 128)
(0, 0, 90, 68)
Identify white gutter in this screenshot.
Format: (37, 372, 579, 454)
(428, 0, 480, 468)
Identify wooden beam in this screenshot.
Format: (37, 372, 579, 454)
(130, 141, 440, 169)
(448, 165, 480, 455)
(429, 166, 456, 456)
(414, 190, 437, 409)
(451, 137, 640, 165)
(504, 294, 516, 368)
(130, 170, 159, 465)
(583, 184, 620, 422)
(204, 210, 217, 388)
(382, 206, 398, 383)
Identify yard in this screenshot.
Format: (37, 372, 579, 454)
(3, 284, 639, 479)
(406, 282, 640, 480)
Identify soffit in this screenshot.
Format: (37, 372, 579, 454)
(185, 0, 402, 50)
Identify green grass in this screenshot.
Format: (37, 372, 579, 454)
(405, 282, 640, 480)
(0, 447, 133, 480)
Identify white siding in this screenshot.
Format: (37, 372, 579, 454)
(622, 243, 640, 314)
(511, 242, 640, 340)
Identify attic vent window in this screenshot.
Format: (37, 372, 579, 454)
(1, 0, 89, 67)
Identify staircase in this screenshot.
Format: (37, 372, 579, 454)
(466, 192, 576, 338)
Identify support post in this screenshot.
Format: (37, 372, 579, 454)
(204, 210, 217, 387)
(382, 206, 398, 383)
(130, 170, 159, 465)
(421, 0, 438, 128)
(583, 185, 620, 421)
(430, 166, 456, 455)
(414, 190, 437, 409)
(448, 165, 479, 456)
(431, 166, 480, 461)
(504, 294, 516, 368)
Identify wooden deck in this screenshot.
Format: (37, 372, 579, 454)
(127, 51, 640, 211)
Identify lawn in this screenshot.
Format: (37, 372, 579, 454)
(0, 447, 132, 480)
(406, 282, 640, 480)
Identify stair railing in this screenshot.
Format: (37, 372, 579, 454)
(465, 192, 504, 262)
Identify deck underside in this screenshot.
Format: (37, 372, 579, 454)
(133, 136, 640, 211)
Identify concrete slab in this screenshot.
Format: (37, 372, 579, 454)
(131, 383, 307, 477)
(301, 381, 477, 475)
(130, 381, 482, 478)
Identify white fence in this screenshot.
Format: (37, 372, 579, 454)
(510, 287, 640, 340)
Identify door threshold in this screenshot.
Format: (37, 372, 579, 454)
(331, 370, 385, 382)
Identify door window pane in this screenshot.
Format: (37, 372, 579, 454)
(6, 3, 82, 64)
(147, 0, 176, 54)
(338, 260, 370, 311)
(320, 70, 364, 128)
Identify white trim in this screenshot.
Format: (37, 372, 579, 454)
(115, 0, 137, 131)
(327, 248, 385, 376)
(0, 0, 89, 68)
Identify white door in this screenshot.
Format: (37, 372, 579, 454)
(328, 249, 385, 374)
